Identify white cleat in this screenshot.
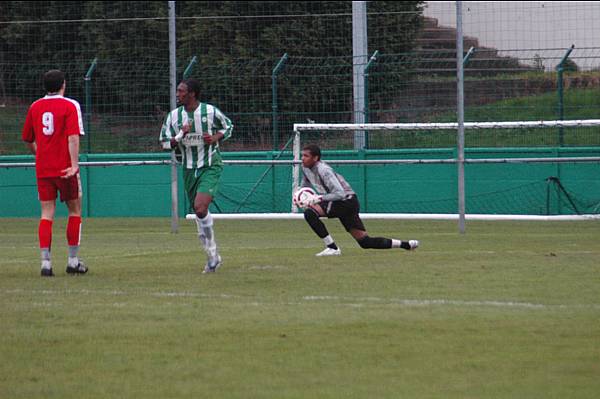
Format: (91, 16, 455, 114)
(408, 240, 419, 250)
(315, 247, 341, 257)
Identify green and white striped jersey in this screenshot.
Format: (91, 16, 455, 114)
(159, 103, 233, 169)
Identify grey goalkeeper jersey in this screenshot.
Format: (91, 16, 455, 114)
(301, 161, 355, 202)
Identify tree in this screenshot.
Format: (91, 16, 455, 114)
(560, 58, 579, 72)
(1, 1, 426, 150)
(533, 53, 545, 71)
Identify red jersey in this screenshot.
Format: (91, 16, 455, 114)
(22, 95, 85, 178)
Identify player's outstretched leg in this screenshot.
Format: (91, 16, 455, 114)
(357, 236, 419, 251)
(304, 208, 341, 256)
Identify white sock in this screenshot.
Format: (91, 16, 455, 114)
(197, 212, 218, 258)
(391, 239, 402, 248)
(194, 215, 206, 244)
(323, 235, 335, 246)
(41, 249, 51, 269)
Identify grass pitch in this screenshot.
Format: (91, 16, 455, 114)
(1, 218, 599, 398)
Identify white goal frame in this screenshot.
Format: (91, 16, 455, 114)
(290, 120, 600, 221)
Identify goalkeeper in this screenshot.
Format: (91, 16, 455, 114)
(159, 78, 233, 273)
(297, 144, 419, 256)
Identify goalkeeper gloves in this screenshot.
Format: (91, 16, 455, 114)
(305, 194, 323, 206)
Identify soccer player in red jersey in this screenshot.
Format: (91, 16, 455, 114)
(22, 70, 88, 277)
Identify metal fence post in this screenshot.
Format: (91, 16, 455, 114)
(84, 58, 97, 154)
(272, 53, 288, 151)
(557, 44, 575, 146)
(183, 56, 198, 79)
(456, 1, 466, 234)
(168, 0, 178, 233)
(363, 50, 379, 149)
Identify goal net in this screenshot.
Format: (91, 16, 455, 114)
(284, 120, 600, 220)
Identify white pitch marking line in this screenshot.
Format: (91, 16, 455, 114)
(302, 295, 600, 310)
(2, 288, 600, 310)
(247, 265, 288, 270)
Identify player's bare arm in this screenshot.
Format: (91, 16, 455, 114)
(61, 134, 80, 178)
(26, 142, 36, 155)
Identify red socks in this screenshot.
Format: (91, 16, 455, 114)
(39, 219, 53, 250)
(67, 216, 82, 246)
(38, 216, 81, 255)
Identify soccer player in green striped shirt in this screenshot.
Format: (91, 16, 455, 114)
(160, 78, 233, 273)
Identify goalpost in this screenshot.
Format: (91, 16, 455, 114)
(289, 120, 600, 223)
(180, 119, 600, 223)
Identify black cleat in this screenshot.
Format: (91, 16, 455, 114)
(202, 255, 222, 274)
(41, 268, 54, 277)
(66, 261, 88, 275)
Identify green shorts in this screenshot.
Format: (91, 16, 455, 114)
(183, 164, 223, 204)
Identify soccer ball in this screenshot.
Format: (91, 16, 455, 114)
(293, 187, 317, 208)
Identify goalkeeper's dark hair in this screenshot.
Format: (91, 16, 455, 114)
(43, 70, 65, 93)
(181, 78, 201, 101)
(303, 144, 321, 160)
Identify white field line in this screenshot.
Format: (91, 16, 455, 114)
(304, 296, 552, 309)
(2, 288, 600, 311)
(4, 248, 599, 265)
